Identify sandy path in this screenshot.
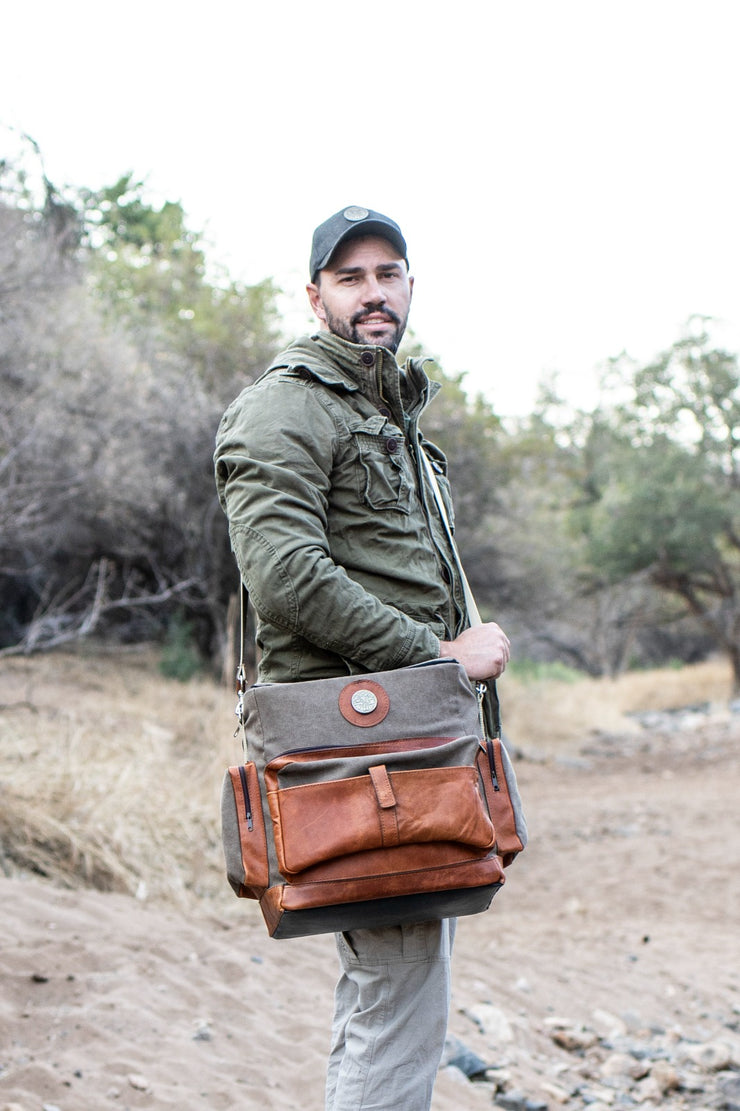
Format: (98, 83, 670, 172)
(1, 720, 738, 1110)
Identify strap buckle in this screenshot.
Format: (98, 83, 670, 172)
(234, 663, 247, 733)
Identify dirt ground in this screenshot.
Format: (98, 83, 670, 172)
(1, 669, 739, 1110)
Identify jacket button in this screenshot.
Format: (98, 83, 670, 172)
(378, 405, 391, 418)
(385, 436, 399, 454)
(360, 351, 375, 366)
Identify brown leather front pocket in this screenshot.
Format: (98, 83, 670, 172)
(267, 764, 494, 878)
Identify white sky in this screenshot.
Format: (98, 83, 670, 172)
(3, 0, 739, 415)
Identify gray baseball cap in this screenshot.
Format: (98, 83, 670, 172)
(310, 206, 408, 281)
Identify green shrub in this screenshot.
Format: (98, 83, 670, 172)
(159, 613, 202, 682)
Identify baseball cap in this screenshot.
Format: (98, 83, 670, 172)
(310, 206, 408, 281)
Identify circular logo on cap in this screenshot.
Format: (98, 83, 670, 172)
(350, 688, 378, 714)
(343, 206, 369, 222)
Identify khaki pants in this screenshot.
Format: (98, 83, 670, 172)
(326, 919, 456, 1111)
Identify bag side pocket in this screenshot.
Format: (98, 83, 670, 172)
(221, 763, 269, 898)
(476, 739, 527, 867)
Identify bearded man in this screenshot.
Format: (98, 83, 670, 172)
(215, 206, 512, 1111)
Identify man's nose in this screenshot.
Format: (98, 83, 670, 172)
(362, 276, 385, 304)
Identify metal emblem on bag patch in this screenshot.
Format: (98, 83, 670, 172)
(350, 688, 378, 714)
(339, 679, 390, 726)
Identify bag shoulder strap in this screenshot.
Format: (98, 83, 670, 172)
(419, 448, 481, 627)
(419, 446, 502, 739)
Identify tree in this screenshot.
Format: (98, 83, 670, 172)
(0, 161, 283, 665)
(577, 320, 740, 692)
(76, 174, 282, 400)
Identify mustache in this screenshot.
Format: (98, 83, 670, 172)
(351, 305, 402, 328)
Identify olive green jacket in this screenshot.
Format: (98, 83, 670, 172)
(214, 332, 468, 683)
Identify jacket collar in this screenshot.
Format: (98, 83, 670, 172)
(265, 332, 440, 416)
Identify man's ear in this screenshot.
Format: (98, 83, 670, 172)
(306, 282, 327, 324)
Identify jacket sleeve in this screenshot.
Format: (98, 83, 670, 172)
(214, 375, 441, 673)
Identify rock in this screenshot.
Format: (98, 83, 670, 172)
(591, 1008, 628, 1040)
(620, 1010, 646, 1034)
(127, 1073, 149, 1091)
(682, 1040, 734, 1071)
(439, 1064, 475, 1087)
(441, 1035, 491, 1079)
(600, 1051, 645, 1080)
(539, 1079, 572, 1103)
(494, 1091, 548, 1111)
(547, 1022, 598, 1052)
(648, 1059, 680, 1092)
(577, 1082, 617, 1104)
(718, 1073, 740, 1111)
(465, 1003, 514, 1043)
(679, 1070, 707, 1092)
(633, 1074, 665, 1102)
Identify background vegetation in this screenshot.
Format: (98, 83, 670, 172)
(3, 149, 740, 691)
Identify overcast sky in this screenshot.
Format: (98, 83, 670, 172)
(3, 1, 739, 415)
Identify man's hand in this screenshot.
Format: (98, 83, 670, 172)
(438, 623, 511, 680)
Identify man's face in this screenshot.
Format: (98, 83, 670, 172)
(307, 236, 413, 354)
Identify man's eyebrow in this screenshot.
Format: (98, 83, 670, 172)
(333, 261, 404, 275)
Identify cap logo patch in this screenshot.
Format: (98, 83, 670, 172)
(343, 206, 369, 222)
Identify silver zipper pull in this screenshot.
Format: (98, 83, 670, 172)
(476, 681, 488, 739)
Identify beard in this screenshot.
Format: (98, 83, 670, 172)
(323, 303, 408, 354)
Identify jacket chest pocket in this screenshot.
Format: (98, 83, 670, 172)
(351, 422, 415, 514)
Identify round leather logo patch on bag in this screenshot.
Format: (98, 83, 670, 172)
(339, 680, 390, 727)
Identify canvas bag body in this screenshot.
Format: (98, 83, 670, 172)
(221, 657, 526, 939)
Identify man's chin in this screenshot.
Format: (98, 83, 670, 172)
(355, 325, 400, 352)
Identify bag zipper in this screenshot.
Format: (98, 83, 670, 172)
(485, 738, 500, 792)
(477, 682, 500, 792)
(237, 765, 254, 831)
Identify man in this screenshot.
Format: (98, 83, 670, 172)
(214, 206, 511, 1110)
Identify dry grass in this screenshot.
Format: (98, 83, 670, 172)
(0, 646, 238, 906)
(500, 656, 734, 752)
(0, 646, 733, 903)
